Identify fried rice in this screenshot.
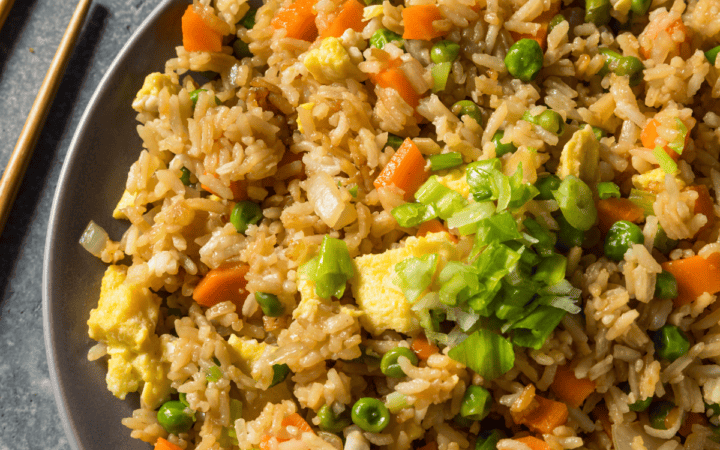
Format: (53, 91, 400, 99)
(80, 0, 720, 449)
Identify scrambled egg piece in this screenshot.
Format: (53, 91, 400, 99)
(294, 277, 363, 320)
(296, 102, 314, 134)
(557, 125, 600, 186)
(303, 38, 358, 84)
(351, 233, 461, 336)
(632, 167, 685, 193)
(503, 147, 539, 184)
(363, 5, 383, 20)
(132, 72, 178, 112)
(227, 334, 269, 378)
(112, 190, 136, 220)
(436, 168, 470, 199)
(87, 265, 170, 408)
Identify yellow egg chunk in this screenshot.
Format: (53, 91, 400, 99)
(351, 233, 461, 336)
(112, 190, 136, 220)
(435, 168, 471, 199)
(88, 265, 169, 409)
(227, 334, 269, 378)
(303, 38, 357, 84)
(135, 73, 177, 98)
(632, 167, 685, 193)
(557, 125, 600, 186)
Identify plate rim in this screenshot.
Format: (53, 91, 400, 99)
(42, 0, 185, 448)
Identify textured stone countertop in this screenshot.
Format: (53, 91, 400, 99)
(0, 1, 163, 448)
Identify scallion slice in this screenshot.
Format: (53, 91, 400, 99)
(429, 152, 463, 171)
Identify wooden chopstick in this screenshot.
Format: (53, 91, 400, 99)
(0, 0, 17, 32)
(0, 0, 92, 237)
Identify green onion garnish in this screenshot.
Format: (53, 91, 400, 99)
(597, 181, 621, 199)
(429, 152, 463, 171)
(448, 328, 515, 380)
(301, 235, 354, 299)
(431, 62, 452, 93)
(394, 254, 438, 303)
(653, 145, 678, 174)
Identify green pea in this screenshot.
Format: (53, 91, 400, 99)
(239, 7, 257, 29)
(553, 175, 597, 231)
(649, 400, 677, 430)
(269, 363, 290, 387)
(317, 404, 351, 433)
(620, 382, 651, 412)
(189, 89, 222, 108)
(505, 38, 544, 82)
(556, 214, 585, 250)
(705, 45, 720, 65)
(523, 109, 564, 135)
(431, 40, 461, 63)
(255, 292, 284, 317)
(653, 325, 690, 362)
(476, 429, 506, 450)
(180, 167, 192, 186)
(630, 0, 652, 15)
(230, 200, 263, 234)
(157, 400, 195, 434)
(654, 271, 678, 300)
(653, 225, 678, 254)
(452, 100, 484, 126)
(585, 0, 611, 26)
(548, 14, 566, 33)
(592, 126, 606, 141)
(459, 385, 492, 421)
(233, 39, 252, 59)
(387, 134, 404, 150)
(369, 29, 404, 49)
(351, 398, 391, 433)
(616, 56, 644, 86)
(604, 220, 644, 261)
(535, 174, 561, 200)
(380, 347, 419, 378)
(491, 130, 517, 156)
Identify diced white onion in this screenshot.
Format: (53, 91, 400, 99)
(79, 220, 109, 257)
(305, 172, 357, 229)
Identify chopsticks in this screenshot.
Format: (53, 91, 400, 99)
(0, 0, 16, 32)
(0, 0, 92, 237)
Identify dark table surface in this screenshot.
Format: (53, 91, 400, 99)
(0, 1, 164, 448)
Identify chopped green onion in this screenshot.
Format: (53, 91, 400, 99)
(190, 88, 222, 108)
(597, 181, 620, 199)
(467, 242, 521, 312)
(523, 218, 556, 256)
(706, 45, 720, 65)
(394, 254, 438, 303)
(369, 29, 404, 49)
(415, 176, 468, 220)
(507, 163, 539, 210)
(533, 254, 567, 286)
(667, 118, 688, 156)
(206, 365, 223, 382)
(431, 62, 453, 92)
(552, 175, 597, 231)
(302, 235, 354, 299)
(628, 188, 656, 217)
(555, 214, 585, 251)
(447, 202, 496, 235)
(385, 392, 409, 414)
(391, 202, 436, 227)
(231, 201, 263, 234)
(491, 130, 517, 156)
(535, 174, 561, 201)
(448, 329, 515, 380)
(452, 100, 484, 126)
(239, 7, 257, 29)
(653, 145, 678, 174)
(180, 167, 192, 186)
(429, 152, 463, 171)
(510, 305, 566, 349)
(654, 225, 678, 254)
(233, 39, 252, 59)
(349, 185, 358, 198)
(317, 404, 351, 433)
(466, 159, 503, 201)
(475, 211, 522, 246)
(255, 292, 284, 317)
(476, 430, 506, 450)
(592, 126, 606, 141)
(269, 363, 290, 387)
(437, 262, 480, 306)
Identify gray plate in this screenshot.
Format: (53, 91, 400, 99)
(43, 1, 186, 449)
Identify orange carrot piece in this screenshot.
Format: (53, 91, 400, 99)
(550, 365, 596, 408)
(679, 412, 709, 437)
(155, 438, 183, 450)
(192, 263, 250, 309)
(259, 435, 274, 450)
(271, 0, 319, 41)
(596, 198, 645, 235)
(662, 253, 720, 307)
(373, 138, 428, 200)
(182, 5, 223, 53)
(515, 395, 569, 434)
(373, 66, 421, 111)
(412, 335, 440, 360)
(321, 0, 366, 38)
(417, 219, 458, 243)
(641, 119, 682, 163)
(688, 185, 715, 235)
(509, 27, 548, 51)
(402, 5, 447, 40)
(282, 413, 314, 434)
(515, 436, 551, 450)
